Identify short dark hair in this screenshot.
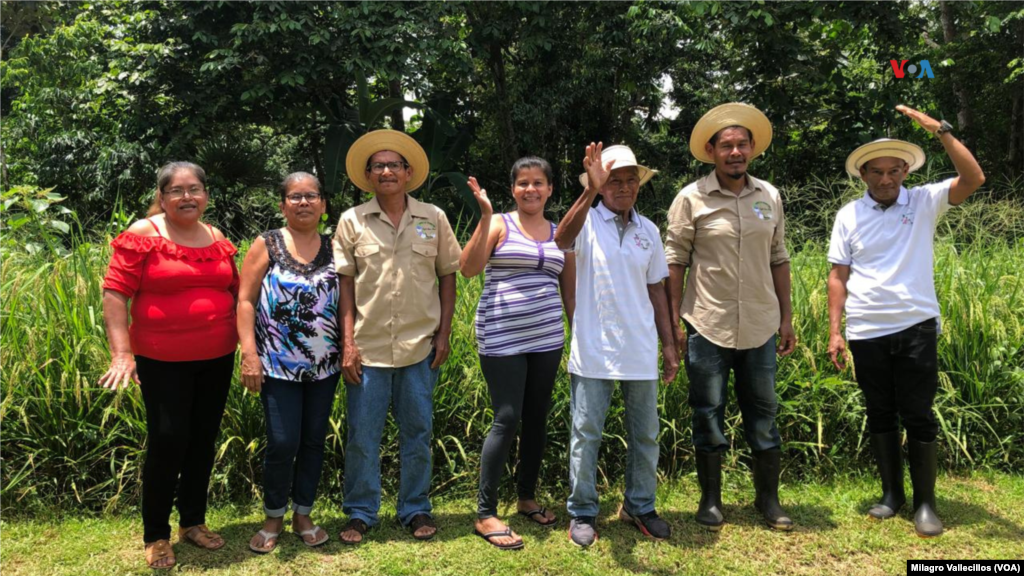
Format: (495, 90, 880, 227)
(277, 171, 320, 201)
(708, 125, 753, 146)
(509, 156, 553, 186)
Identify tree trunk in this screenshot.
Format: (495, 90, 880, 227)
(940, 1, 973, 147)
(389, 78, 405, 132)
(1010, 90, 1022, 176)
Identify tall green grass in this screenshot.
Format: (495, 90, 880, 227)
(2, 186, 1022, 513)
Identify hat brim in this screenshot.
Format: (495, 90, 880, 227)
(346, 130, 430, 194)
(690, 103, 772, 163)
(578, 166, 657, 189)
(845, 139, 926, 177)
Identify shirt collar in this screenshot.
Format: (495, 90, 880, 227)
(861, 187, 909, 210)
(365, 194, 431, 218)
(703, 171, 760, 198)
(595, 202, 640, 224)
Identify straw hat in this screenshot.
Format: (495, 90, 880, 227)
(690, 103, 772, 163)
(577, 145, 658, 188)
(345, 130, 430, 193)
(845, 138, 926, 177)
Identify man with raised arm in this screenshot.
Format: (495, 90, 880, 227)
(827, 105, 984, 538)
(554, 143, 679, 547)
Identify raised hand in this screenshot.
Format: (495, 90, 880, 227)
(896, 105, 942, 134)
(467, 176, 493, 217)
(582, 142, 615, 192)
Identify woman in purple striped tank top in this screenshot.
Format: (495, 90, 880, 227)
(460, 157, 576, 550)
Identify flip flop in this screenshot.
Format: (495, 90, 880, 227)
(248, 529, 280, 554)
(295, 525, 329, 547)
(518, 507, 557, 527)
(339, 518, 369, 546)
(475, 528, 525, 550)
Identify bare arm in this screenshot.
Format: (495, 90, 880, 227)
(648, 282, 680, 384)
(237, 236, 270, 392)
(895, 105, 985, 205)
(554, 142, 614, 250)
(431, 273, 457, 369)
(559, 251, 576, 327)
(98, 290, 138, 390)
(667, 263, 688, 357)
(340, 275, 362, 384)
(459, 177, 503, 277)
(771, 262, 795, 356)
(827, 264, 851, 370)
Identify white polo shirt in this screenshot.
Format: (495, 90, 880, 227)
(569, 203, 670, 380)
(827, 179, 954, 340)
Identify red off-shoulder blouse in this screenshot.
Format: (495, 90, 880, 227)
(102, 232, 240, 362)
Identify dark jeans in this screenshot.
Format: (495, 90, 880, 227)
(684, 323, 782, 453)
(476, 349, 562, 518)
(136, 353, 234, 544)
(848, 318, 939, 443)
(260, 373, 339, 517)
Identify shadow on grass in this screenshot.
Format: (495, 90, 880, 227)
(853, 490, 1024, 541)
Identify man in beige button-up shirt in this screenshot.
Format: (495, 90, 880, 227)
(665, 103, 795, 533)
(332, 130, 461, 544)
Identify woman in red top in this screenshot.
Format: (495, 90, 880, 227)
(99, 162, 238, 570)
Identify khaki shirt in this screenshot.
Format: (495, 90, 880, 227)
(665, 172, 790, 350)
(333, 195, 462, 367)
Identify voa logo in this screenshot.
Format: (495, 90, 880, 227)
(890, 59, 935, 79)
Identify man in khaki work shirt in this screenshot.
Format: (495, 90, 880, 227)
(332, 130, 461, 544)
(665, 103, 796, 533)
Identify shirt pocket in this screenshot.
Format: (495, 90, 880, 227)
(410, 242, 438, 281)
(354, 243, 382, 276)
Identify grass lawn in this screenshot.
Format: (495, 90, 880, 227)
(2, 472, 1021, 576)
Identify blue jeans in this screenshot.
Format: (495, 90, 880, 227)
(343, 352, 437, 527)
(261, 373, 340, 517)
(567, 375, 660, 519)
(685, 323, 781, 453)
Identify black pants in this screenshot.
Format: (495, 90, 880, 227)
(136, 353, 234, 543)
(848, 318, 940, 443)
(476, 349, 562, 518)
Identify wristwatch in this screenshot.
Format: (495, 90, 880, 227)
(935, 120, 953, 137)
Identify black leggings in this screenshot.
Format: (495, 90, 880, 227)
(476, 349, 562, 518)
(136, 353, 234, 543)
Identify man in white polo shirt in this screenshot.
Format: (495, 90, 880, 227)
(827, 105, 985, 538)
(554, 143, 679, 547)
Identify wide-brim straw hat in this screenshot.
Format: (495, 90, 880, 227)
(845, 138, 926, 177)
(578, 145, 658, 188)
(690, 103, 772, 163)
(346, 130, 430, 193)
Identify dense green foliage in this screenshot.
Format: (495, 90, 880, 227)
(2, 1, 1022, 241)
(2, 176, 1021, 512)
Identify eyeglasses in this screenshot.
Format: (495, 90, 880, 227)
(367, 161, 408, 174)
(164, 186, 207, 198)
(285, 193, 322, 204)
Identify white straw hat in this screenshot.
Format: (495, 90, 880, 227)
(845, 138, 926, 177)
(578, 145, 658, 188)
(690, 103, 772, 163)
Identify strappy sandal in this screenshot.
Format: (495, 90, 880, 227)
(295, 525, 329, 547)
(408, 513, 437, 541)
(518, 507, 557, 527)
(339, 518, 369, 546)
(179, 524, 225, 550)
(475, 528, 525, 550)
(145, 539, 176, 570)
(248, 529, 280, 554)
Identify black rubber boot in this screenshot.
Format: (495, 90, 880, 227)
(695, 451, 725, 531)
(867, 432, 906, 520)
(908, 439, 943, 538)
(752, 449, 794, 531)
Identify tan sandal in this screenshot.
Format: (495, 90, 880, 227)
(179, 524, 225, 550)
(145, 539, 176, 570)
